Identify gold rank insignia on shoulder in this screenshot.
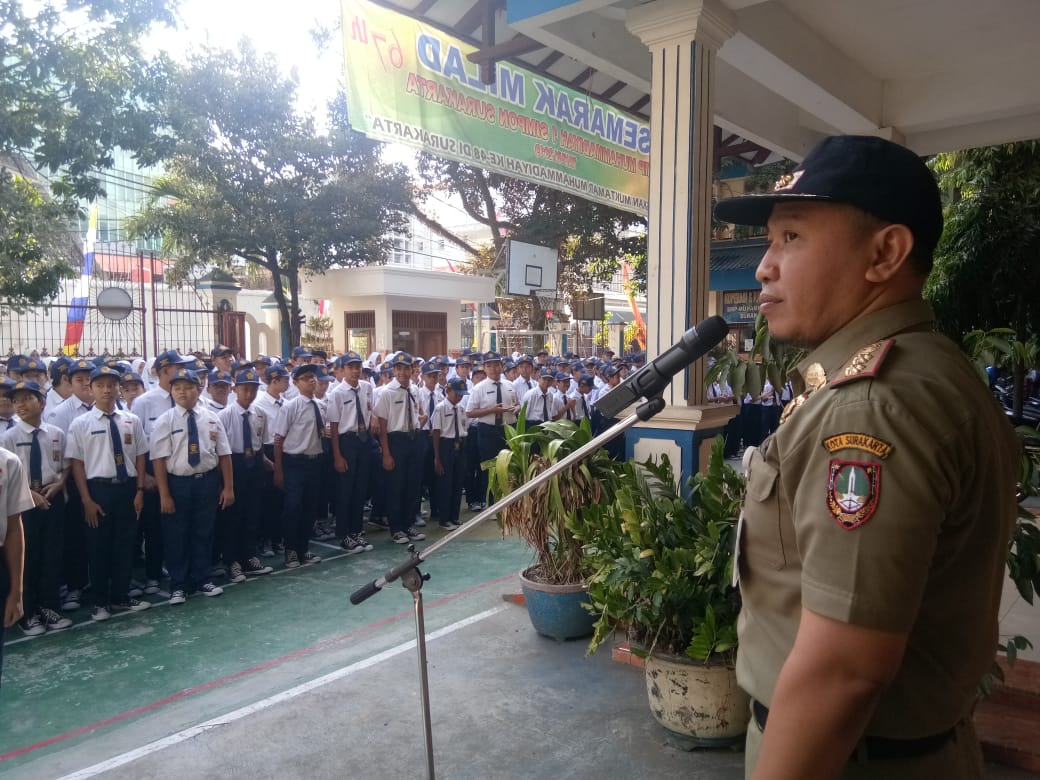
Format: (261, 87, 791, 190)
(779, 363, 827, 426)
(829, 338, 895, 388)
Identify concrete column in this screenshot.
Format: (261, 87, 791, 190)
(628, 0, 735, 406)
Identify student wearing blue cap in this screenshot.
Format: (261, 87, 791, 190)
(328, 352, 375, 554)
(372, 353, 426, 544)
(65, 366, 150, 619)
(430, 378, 470, 530)
(416, 360, 443, 527)
(44, 357, 73, 418)
(1, 381, 73, 634)
(49, 358, 95, 612)
(205, 370, 233, 411)
(272, 363, 326, 567)
(119, 371, 146, 411)
(216, 369, 274, 581)
(255, 364, 290, 558)
(151, 368, 234, 604)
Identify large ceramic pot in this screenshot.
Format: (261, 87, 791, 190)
(644, 650, 750, 746)
(518, 566, 596, 641)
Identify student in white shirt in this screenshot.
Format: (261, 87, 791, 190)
(521, 370, 565, 426)
(151, 367, 233, 604)
(328, 351, 374, 554)
(466, 352, 519, 507)
(273, 363, 326, 567)
(216, 369, 273, 581)
(65, 366, 149, 620)
(1, 381, 72, 634)
(373, 353, 426, 545)
(431, 378, 470, 530)
(0, 446, 32, 685)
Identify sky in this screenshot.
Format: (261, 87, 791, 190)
(145, 0, 481, 232)
(148, 0, 344, 117)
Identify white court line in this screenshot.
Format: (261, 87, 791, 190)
(57, 605, 508, 780)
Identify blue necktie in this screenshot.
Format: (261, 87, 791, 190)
(106, 413, 130, 481)
(310, 399, 324, 440)
(494, 383, 503, 425)
(187, 410, 201, 467)
(353, 387, 364, 432)
(242, 410, 253, 456)
(29, 429, 43, 490)
(542, 394, 549, 422)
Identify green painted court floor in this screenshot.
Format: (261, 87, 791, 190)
(0, 515, 535, 776)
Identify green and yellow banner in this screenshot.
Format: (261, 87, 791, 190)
(341, 0, 650, 215)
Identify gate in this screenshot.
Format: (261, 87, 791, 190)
(0, 250, 228, 361)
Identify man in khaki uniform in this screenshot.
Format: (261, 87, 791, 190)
(714, 135, 1019, 779)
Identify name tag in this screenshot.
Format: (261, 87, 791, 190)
(124, 433, 132, 446)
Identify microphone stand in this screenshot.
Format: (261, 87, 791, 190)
(350, 395, 667, 780)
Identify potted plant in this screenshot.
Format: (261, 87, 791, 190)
(486, 410, 618, 641)
(578, 436, 749, 745)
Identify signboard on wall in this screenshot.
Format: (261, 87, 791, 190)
(341, 0, 650, 215)
(721, 290, 759, 324)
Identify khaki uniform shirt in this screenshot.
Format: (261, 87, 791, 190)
(736, 299, 1018, 739)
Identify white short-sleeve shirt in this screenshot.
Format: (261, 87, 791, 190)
(0, 448, 34, 540)
(149, 404, 230, 476)
(65, 407, 147, 480)
(1, 420, 67, 487)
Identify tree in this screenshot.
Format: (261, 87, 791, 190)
(414, 156, 647, 328)
(0, 168, 77, 306)
(130, 43, 413, 347)
(0, 0, 175, 301)
(926, 142, 1040, 419)
(926, 143, 1040, 341)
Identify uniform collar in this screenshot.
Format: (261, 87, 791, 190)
(15, 418, 41, 434)
(794, 299, 933, 388)
(175, 404, 198, 417)
(91, 405, 118, 419)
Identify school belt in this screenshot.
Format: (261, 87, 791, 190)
(87, 477, 133, 486)
(284, 452, 323, 460)
(477, 422, 505, 428)
(751, 700, 956, 761)
(387, 430, 420, 439)
(168, 469, 218, 480)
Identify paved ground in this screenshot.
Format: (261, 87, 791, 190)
(2, 499, 1039, 779)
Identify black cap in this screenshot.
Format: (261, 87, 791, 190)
(714, 135, 943, 260)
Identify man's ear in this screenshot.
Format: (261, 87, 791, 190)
(864, 224, 916, 283)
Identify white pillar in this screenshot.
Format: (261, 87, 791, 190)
(628, 0, 735, 406)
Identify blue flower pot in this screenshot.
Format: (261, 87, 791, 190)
(519, 566, 596, 641)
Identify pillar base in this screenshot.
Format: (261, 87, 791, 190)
(625, 404, 738, 486)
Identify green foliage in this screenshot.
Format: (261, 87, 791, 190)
(578, 437, 744, 663)
(0, 0, 173, 302)
(128, 43, 412, 346)
(414, 155, 647, 304)
(0, 170, 77, 306)
(485, 410, 618, 585)
(926, 142, 1040, 340)
(0, 0, 175, 200)
(706, 313, 805, 399)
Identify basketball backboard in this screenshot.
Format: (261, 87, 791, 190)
(504, 239, 559, 297)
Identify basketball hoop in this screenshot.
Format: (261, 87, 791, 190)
(533, 288, 559, 320)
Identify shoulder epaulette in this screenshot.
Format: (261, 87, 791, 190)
(828, 338, 895, 388)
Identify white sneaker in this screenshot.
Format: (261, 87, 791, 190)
(200, 583, 223, 597)
(40, 607, 73, 631)
(19, 614, 45, 636)
(91, 605, 111, 621)
(169, 590, 187, 605)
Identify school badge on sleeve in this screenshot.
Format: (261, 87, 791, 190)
(826, 460, 880, 530)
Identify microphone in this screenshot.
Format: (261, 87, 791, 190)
(593, 315, 729, 418)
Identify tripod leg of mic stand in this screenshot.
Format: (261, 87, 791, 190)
(402, 566, 435, 780)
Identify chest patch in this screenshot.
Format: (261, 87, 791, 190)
(827, 459, 881, 530)
(822, 433, 892, 459)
